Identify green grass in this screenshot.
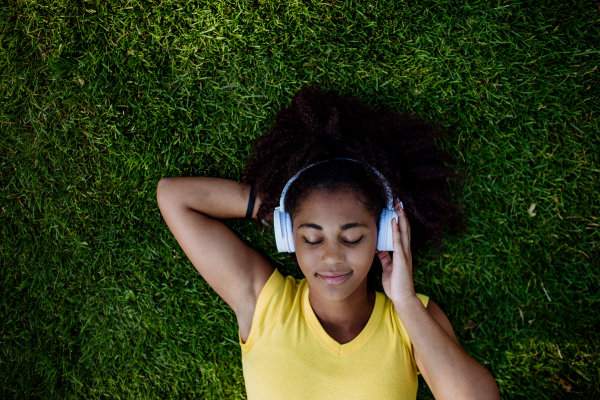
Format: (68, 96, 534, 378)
(1, 0, 598, 398)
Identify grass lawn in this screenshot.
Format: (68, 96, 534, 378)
(1, 0, 599, 398)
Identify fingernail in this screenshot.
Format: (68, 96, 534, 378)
(396, 198, 404, 210)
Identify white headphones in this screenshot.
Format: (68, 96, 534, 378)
(273, 158, 401, 252)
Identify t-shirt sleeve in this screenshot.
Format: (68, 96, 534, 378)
(239, 268, 287, 353)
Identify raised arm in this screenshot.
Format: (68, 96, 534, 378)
(156, 177, 274, 341)
(377, 201, 500, 400)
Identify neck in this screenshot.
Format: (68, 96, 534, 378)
(308, 279, 375, 344)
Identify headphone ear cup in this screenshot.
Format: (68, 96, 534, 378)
(284, 212, 295, 252)
(273, 207, 289, 252)
(377, 208, 397, 251)
(377, 210, 387, 251)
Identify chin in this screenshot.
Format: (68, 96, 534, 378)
(310, 277, 363, 301)
(317, 288, 353, 301)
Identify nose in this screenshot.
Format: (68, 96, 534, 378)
(320, 241, 345, 265)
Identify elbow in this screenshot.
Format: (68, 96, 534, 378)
(470, 377, 500, 400)
(481, 371, 500, 400)
(156, 177, 175, 209)
(454, 371, 500, 400)
(489, 379, 501, 400)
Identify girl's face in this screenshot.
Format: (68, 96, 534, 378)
(292, 189, 378, 301)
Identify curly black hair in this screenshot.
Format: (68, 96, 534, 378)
(244, 86, 462, 288)
(282, 159, 389, 224)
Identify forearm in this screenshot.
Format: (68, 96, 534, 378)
(395, 297, 499, 400)
(157, 177, 260, 219)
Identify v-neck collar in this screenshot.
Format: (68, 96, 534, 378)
(301, 280, 385, 357)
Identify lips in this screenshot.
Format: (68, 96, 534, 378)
(318, 271, 352, 284)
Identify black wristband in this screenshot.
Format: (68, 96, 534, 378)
(245, 187, 256, 219)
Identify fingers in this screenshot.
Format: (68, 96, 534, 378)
(398, 211, 410, 255)
(391, 217, 407, 265)
(377, 250, 393, 271)
(393, 199, 412, 261)
(395, 199, 411, 238)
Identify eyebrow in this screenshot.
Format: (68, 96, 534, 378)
(297, 222, 368, 231)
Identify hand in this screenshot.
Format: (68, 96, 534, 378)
(377, 199, 416, 306)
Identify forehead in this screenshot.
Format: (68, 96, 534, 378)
(293, 189, 374, 225)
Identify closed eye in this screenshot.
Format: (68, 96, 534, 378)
(303, 236, 364, 246)
(303, 237, 323, 246)
(343, 236, 363, 246)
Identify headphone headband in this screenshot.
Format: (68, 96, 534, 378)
(278, 158, 394, 212)
(273, 158, 400, 252)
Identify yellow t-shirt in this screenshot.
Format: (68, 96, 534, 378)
(240, 269, 429, 400)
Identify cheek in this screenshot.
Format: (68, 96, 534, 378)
(347, 249, 376, 272)
(348, 238, 378, 272)
(294, 249, 317, 274)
